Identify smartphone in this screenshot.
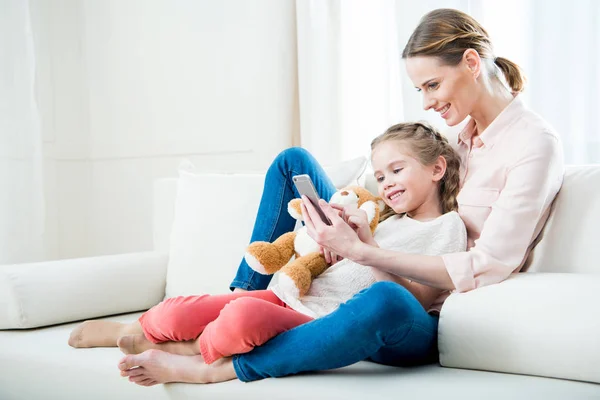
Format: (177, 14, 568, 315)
(292, 174, 332, 225)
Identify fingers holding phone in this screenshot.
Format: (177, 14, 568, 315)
(320, 246, 343, 265)
(292, 174, 331, 225)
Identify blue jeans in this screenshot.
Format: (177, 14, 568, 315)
(230, 147, 337, 291)
(230, 148, 439, 381)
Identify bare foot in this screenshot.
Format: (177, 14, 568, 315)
(69, 320, 142, 348)
(118, 334, 200, 356)
(118, 349, 236, 385)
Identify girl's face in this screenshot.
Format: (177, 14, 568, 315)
(405, 55, 479, 127)
(371, 141, 445, 219)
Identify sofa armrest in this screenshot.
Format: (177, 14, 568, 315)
(438, 273, 600, 384)
(0, 251, 168, 329)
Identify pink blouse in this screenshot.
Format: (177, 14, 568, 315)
(433, 96, 564, 311)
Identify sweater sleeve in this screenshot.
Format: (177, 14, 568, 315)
(442, 133, 563, 293)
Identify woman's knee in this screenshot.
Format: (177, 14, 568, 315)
(271, 147, 315, 172)
(358, 282, 417, 323)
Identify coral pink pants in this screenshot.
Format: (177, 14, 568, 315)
(138, 290, 313, 364)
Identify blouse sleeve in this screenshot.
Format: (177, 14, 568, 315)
(442, 132, 564, 292)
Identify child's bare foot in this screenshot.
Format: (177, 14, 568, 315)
(119, 350, 236, 385)
(69, 320, 142, 348)
(117, 334, 151, 355)
(118, 334, 200, 356)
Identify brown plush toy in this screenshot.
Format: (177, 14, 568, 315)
(244, 186, 385, 298)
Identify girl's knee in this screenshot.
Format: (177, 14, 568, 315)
(146, 297, 193, 329)
(219, 298, 261, 326)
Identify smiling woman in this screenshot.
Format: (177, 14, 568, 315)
(402, 8, 523, 131)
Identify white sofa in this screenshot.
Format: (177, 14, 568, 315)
(1, 161, 600, 400)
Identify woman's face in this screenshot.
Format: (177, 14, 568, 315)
(405, 55, 478, 127)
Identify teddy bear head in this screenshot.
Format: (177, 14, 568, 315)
(287, 186, 385, 225)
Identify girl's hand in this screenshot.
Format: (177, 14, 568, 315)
(330, 204, 374, 244)
(320, 246, 343, 265)
(300, 196, 364, 261)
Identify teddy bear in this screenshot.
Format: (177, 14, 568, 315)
(244, 186, 385, 298)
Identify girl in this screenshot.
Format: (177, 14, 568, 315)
(70, 122, 466, 367)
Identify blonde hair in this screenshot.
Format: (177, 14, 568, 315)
(371, 122, 461, 222)
(402, 8, 525, 93)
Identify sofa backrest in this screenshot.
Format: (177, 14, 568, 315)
(526, 165, 600, 273)
(153, 165, 600, 283)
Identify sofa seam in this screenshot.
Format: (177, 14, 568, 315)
(3, 269, 26, 328)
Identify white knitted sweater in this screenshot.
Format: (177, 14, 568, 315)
(271, 211, 467, 318)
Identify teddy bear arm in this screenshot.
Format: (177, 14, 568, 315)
(280, 252, 328, 297)
(245, 231, 297, 275)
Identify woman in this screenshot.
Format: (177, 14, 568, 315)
(118, 8, 564, 386)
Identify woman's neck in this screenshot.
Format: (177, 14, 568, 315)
(469, 82, 514, 135)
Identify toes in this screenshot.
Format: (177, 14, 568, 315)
(129, 374, 149, 383)
(119, 349, 162, 371)
(121, 366, 144, 377)
(118, 354, 143, 371)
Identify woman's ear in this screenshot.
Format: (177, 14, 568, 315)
(463, 48, 481, 79)
(432, 156, 447, 182)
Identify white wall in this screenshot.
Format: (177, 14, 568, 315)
(30, 0, 298, 259)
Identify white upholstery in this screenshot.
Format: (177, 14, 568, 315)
(1, 313, 599, 400)
(164, 158, 369, 298)
(165, 169, 265, 297)
(526, 165, 600, 273)
(439, 273, 600, 384)
(0, 252, 167, 329)
(1, 162, 600, 399)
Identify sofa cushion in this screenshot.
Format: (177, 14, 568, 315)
(1, 312, 599, 400)
(0, 252, 167, 329)
(165, 157, 368, 298)
(438, 273, 600, 384)
(526, 165, 600, 273)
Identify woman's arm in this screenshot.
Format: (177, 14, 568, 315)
(301, 197, 455, 291)
(303, 131, 563, 295)
(356, 234, 446, 309)
(441, 132, 563, 292)
(355, 243, 454, 290)
(360, 240, 442, 310)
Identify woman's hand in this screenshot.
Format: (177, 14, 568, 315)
(330, 203, 375, 245)
(300, 196, 366, 261)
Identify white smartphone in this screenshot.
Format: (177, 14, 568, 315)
(292, 174, 332, 225)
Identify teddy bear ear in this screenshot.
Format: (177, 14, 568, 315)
(377, 198, 386, 211)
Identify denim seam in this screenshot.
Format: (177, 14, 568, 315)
(266, 168, 294, 242)
(242, 166, 295, 290)
(388, 320, 437, 349)
(386, 321, 415, 348)
(232, 355, 251, 382)
(230, 280, 258, 291)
